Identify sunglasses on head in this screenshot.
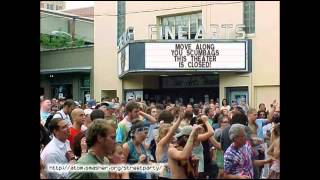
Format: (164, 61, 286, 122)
(135, 127, 149, 132)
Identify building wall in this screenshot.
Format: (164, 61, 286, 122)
(94, 1, 122, 102)
(40, 47, 93, 70)
(94, 1, 279, 105)
(219, 2, 279, 108)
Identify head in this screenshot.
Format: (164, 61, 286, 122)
(49, 118, 70, 142)
(90, 109, 105, 121)
(126, 101, 140, 121)
(193, 104, 200, 115)
(51, 98, 58, 105)
(130, 120, 149, 143)
(271, 123, 280, 140)
(157, 123, 173, 143)
(247, 108, 258, 123)
(221, 115, 230, 128)
(222, 98, 228, 106)
(84, 109, 93, 126)
(175, 126, 193, 147)
(51, 104, 59, 114)
(150, 107, 157, 118)
(183, 111, 193, 122)
(108, 144, 126, 164)
(209, 103, 215, 110)
(258, 110, 267, 119)
(230, 111, 248, 126)
(86, 119, 116, 155)
(229, 124, 247, 148)
(222, 109, 229, 116)
(63, 99, 76, 115)
(158, 110, 174, 124)
(71, 108, 86, 126)
(258, 103, 266, 111)
(40, 99, 51, 112)
(186, 104, 193, 112)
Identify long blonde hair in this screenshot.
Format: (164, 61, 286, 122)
(156, 123, 171, 143)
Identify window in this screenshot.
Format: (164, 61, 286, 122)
(56, 5, 59, 10)
(243, 1, 255, 34)
(117, 1, 126, 44)
(159, 12, 202, 39)
(49, 4, 54, 10)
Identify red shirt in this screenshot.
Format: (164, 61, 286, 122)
(68, 127, 80, 149)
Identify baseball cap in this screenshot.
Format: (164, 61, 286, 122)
(96, 102, 115, 109)
(175, 125, 193, 138)
(74, 101, 81, 107)
(84, 109, 93, 116)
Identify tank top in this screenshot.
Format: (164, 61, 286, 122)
(158, 144, 171, 178)
(192, 143, 204, 173)
(127, 140, 147, 179)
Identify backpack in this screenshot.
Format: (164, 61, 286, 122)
(149, 139, 157, 162)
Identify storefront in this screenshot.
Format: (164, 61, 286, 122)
(118, 39, 252, 104)
(94, 1, 280, 108)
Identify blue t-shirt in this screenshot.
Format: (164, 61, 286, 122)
(40, 111, 50, 124)
(255, 119, 269, 140)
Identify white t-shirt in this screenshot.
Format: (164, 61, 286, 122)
(53, 110, 72, 127)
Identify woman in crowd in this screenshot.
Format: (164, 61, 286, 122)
(267, 123, 280, 179)
(108, 144, 129, 179)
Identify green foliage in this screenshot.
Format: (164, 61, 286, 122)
(40, 33, 85, 49)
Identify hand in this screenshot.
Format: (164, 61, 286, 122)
(201, 115, 209, 123)
(81, 137, 87, 153)
(138, 111, 145, 116)
(65, 150, 75, 161)
(139, 154, 147, 163)
(239, 175, 250, 179)
(265, 158, 273, 164)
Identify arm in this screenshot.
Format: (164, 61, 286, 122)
(157, 115, 183, 147)
(139, 111, 157, 124)
(209, 136, 221, 150)
(168, 126, 199, 161)
(253, 159, 272, 167)
(121, 172, 130, 179)
(197, 116, 214, 142)
(122, 143, 130, 163)
(223, 173, 249, 179)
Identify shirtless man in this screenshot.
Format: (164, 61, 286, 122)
(167, 125, 202, 179)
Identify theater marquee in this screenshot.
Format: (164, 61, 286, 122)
(145, 41, 248, 71)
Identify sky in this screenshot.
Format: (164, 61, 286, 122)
(65, 1, 94, 10)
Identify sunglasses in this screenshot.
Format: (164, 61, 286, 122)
(135, 127, 149, 133)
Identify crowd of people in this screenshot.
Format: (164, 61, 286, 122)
(40, 95, 280, 179)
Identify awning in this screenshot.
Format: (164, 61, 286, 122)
(40, 66, 92, 74)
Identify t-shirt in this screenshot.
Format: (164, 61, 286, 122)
(40, 111, 50, 125)
(53, 110, 72, 127)
(116, 116, 132, 144)
(68, 152, 109, 179)
(224, 142, 255, 179)
(68, 127, 80, 149)
(221, 125, 251, 153)
(255, 119, 269, 140)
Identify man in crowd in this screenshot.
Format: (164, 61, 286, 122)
(41, 118, 76, 179)
(53, 99, 76, 128)
(168, 125, 202, 179)
(116, 101, 140, 144)
(68, 108, 86, 150)
(69, 119, 116, 179)
(40, 99, 52, 125)
(224, 124, 272, 179)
